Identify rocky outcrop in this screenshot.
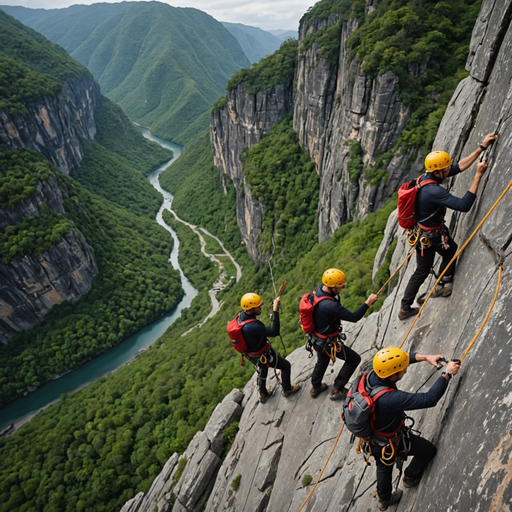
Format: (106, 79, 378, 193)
(120, 390, 244, 512)
(0, 228, 98, 344)
(125, 2, 512, 510)
(294, 13, 419, 242)
(0, 174, 65, 229)
(0, 77, 99, 173)
(210, 82, 294, 260)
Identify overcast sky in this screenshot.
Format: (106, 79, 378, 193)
(0, 0, 315, 30)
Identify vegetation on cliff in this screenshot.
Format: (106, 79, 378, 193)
(244, 114, 319, 267)
(227, 39, 297, 94)
(0, 9, 91, 116)
(346, 0, 482, 154)
(2, 3, 250, 144)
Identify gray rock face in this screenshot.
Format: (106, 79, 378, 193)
(0, 228, 98, 344)
(0, 174, 65, 229)
(210, 81, 294, 261)
(134, 2, 512, 510)
(294, 13, 418, 242)
(0, 77, 99, 173)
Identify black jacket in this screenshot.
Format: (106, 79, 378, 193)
(312, 285, 369, 337)
(240, 310, 279, 353)
(370, 353, 449, 434)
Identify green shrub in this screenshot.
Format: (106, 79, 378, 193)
(302, 474, 313, 487)
(231, 474, 242, 492)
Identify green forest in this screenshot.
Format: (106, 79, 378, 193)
(1, 3, 250, 145)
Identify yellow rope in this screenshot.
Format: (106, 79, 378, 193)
(399, 178, 512, 349)
(460, 265, 502, 362)
(297, 424, 345, 512)
(377, 247, 415, 295)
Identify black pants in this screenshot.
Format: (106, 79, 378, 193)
(374, 433, 437, 500)
(401, 234, 458, 310)
(249, 348, 291, 394)
(310, 342, 361, 390)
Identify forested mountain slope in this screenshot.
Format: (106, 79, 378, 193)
(3, 2, 250, 144)
(0, 10, 183, 405)
(221, 22, 285, 63)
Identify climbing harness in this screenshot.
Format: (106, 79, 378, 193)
(399, 175, 512, 350)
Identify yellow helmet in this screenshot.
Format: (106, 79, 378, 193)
(373, 347, 409, 378)
(322, 268, 346, 287)
(240, 293, 262, 310)
(425, 151, 452, 172)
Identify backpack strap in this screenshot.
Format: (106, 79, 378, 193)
(312, 291, 340, 338)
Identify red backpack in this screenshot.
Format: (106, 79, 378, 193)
(397, 176, 437, 229)
(227, 313, 269, 366)
(299, 291, 338, 338)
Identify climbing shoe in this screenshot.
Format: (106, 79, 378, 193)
(398, 307, 419, 321)
(329, 387, 348, 401)
(282, 384, 301, 397)
(403, 474, 422, 488)
(431, 282, 452, 298)
(378, 490, 403, 511)
(310, 383, 328, 398)
(260, 389, 274, 404)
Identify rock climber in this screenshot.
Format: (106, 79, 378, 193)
(310, 268, 378, 400)
(239, 293, 300, 403)
(369, 347, 460, 510)
(399, 133, 497, 320)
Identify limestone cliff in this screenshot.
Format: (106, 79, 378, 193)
(294, 8, 419, 243)
(0, 228, 98, 345)
(210, 81, 294, 261)
(123, 1, 512, 510)
(0, 77, 99, 174)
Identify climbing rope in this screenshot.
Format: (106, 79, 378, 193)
(377, 247, 415, 295)
(460, 264, 502, 362)
(298, 263, 504, 511)
(398, 177, 512, 350)
(297, 424, 345, 512)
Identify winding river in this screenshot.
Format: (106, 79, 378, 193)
(0, 129, 198, 434)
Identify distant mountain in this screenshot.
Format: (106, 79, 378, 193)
(3, 2, 250, 144)
(268, 29, 298, 40)
(221, 22, 284, 63)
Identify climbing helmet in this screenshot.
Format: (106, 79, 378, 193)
(240, 293, 263, 310)
(322, 268, 346, 288)
(373, 347, 410, 378)
(425, 151, 452, 172)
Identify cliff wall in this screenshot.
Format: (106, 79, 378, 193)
(0, 227, 98, 345)
(210, 82, 294, 260)
(125, 1, 512, 510)
(0, 77, 99, 174)
(294, 9, 419, 243)
(0, 75, 100, 342)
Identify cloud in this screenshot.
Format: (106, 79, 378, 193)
(0, 0, 314, 30)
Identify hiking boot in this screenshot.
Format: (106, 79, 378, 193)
(329, 387, 349, 401)
(310, 383, 328, 398)
(260, 389, 274, 404)
(398, 307, 419, 321)
(431, 282, 452, 298)
(282, 384, 301, 397)
(378, 490, 403, 511)
(403, 474, 422, 488)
